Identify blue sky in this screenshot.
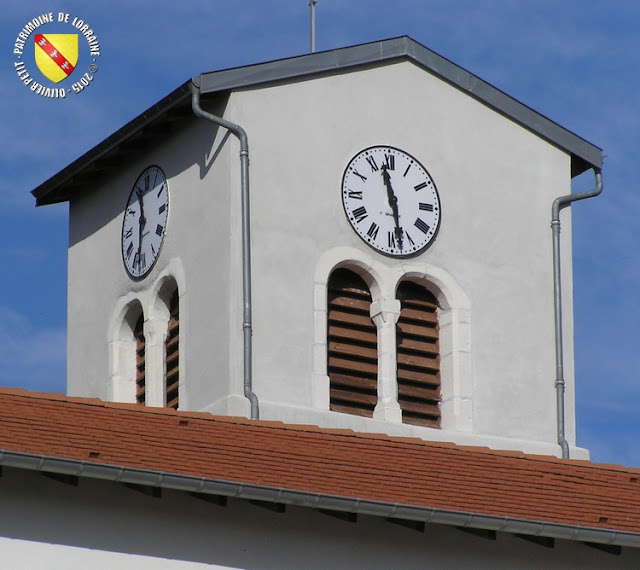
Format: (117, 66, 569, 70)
(1, 1, 638, 466)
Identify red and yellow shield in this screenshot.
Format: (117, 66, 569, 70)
(34, 34, 78, 83)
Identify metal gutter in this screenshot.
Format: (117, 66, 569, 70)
(1, 448, 638, 548)
(32, 36, 603, 206)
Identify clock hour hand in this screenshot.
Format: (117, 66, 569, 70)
(381, 165, 404, 251)
(136, 189, 147, 267)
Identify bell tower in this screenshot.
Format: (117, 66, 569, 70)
(32, 37, 603, 458)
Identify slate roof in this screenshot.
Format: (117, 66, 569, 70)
(1, 388, 639, 547)
(32, 36, 603, 206)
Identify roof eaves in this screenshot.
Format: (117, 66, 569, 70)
(32, 36, 603, 206)
(2, 448, 638, 549)
(402, 39, 603, 174)
(31, 80, 193, 206)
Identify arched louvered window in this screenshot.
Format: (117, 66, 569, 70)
(165, 290, 179, 409)
(327, 268, 378, 417)
(396, 281, 441, 427)
(134, 314, 146, 405)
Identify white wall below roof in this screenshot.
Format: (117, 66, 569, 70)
(0, 467, 635, 568)
(202, 397, 589, 459)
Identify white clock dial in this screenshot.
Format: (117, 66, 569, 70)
(121, 165, 169, 279)
(342, 146, 441, 257)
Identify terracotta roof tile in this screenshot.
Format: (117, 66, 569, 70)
(1, 389, 639, 534)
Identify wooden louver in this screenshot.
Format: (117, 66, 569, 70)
(134, 315, 146, 405)
(327, 269, 378, 417)
(396, 281, 441, 428)
(165, 290, 179, 410)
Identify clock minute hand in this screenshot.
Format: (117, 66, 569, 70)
(381, 166, 404, 252)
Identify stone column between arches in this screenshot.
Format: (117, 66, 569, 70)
(142, 314, 169, 407)
(370, 297, 402, 423)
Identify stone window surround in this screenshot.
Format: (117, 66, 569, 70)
(313, 247, 472, 433)
(108, 260, 185, 408)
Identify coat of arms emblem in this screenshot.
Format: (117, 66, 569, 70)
(34, 34, 78, 83)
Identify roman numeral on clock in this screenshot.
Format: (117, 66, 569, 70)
(352, 206, 368, 223)
(414, 181, 428, 191)
(158, 203, 166, 214)
(414, 218, 430, 234)
(419, 203, 434, 212)
(366, 156, 379, 172)
(366, 222, 379, 240)
(348, 190, 362, 200)
(383, 153, 395, 170)
(353, 169, 367, 182)
(156, 224, 164, 237)
(133, 252, 146, 270)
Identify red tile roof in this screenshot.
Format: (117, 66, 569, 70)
(1, 388, 639, 536)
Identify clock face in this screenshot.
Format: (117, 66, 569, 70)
(121, 165, 169, 279)
(342, 146, 441, 257)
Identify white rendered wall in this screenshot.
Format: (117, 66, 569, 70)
(67, 61, 583, 457)
(0, 538, 223, 570)
(68, 108, 235, 411)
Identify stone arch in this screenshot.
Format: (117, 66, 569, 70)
(144, 259, 186, 408)
(152, 277, 180, 409)
(326, 267, 378, 418)
(312, 247, 387, 410)
(109, 257, 186, 408)
(108, 297, 145, 403)
(313, 249, 471, 433)
(396, 264, 472, 433)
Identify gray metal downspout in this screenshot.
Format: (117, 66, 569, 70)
(552, 168, 603, 458)
(190, 79, 259, 420)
